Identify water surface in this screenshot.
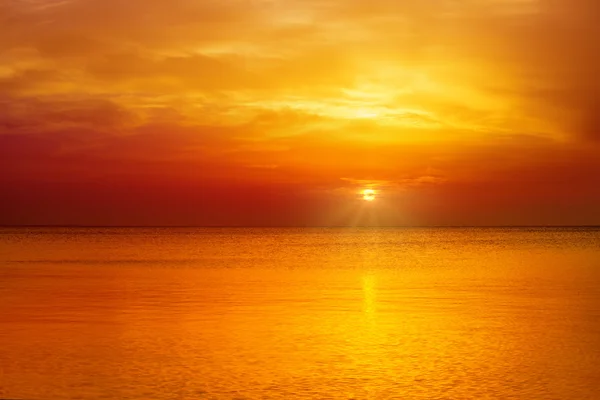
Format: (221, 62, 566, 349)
(1, 227, 599, 399)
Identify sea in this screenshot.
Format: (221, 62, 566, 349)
(1, 227, 599, 399)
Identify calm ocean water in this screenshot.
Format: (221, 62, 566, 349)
(1, 227, 599, 399)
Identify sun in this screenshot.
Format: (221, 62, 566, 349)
(362, 189, 376, 201)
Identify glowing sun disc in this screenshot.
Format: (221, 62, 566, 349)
(362, 189, 376, 201)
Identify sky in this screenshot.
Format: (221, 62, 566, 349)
(1, 0, 599, 226)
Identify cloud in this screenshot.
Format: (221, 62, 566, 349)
(1, 0, 599, 225)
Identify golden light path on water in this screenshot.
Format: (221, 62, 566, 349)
(362, 273, 377, 316)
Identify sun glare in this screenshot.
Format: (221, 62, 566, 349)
(356, 110, 379, 119)
(362, 189, 376, 201)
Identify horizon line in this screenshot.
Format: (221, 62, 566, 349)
(1, 224, 599, 229)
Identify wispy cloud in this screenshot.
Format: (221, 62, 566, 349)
(1, 0, 599, 225)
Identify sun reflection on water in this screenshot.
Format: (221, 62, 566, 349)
(362, 273, 377, 317)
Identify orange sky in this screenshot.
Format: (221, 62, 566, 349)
(1, 0, 599, 226)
